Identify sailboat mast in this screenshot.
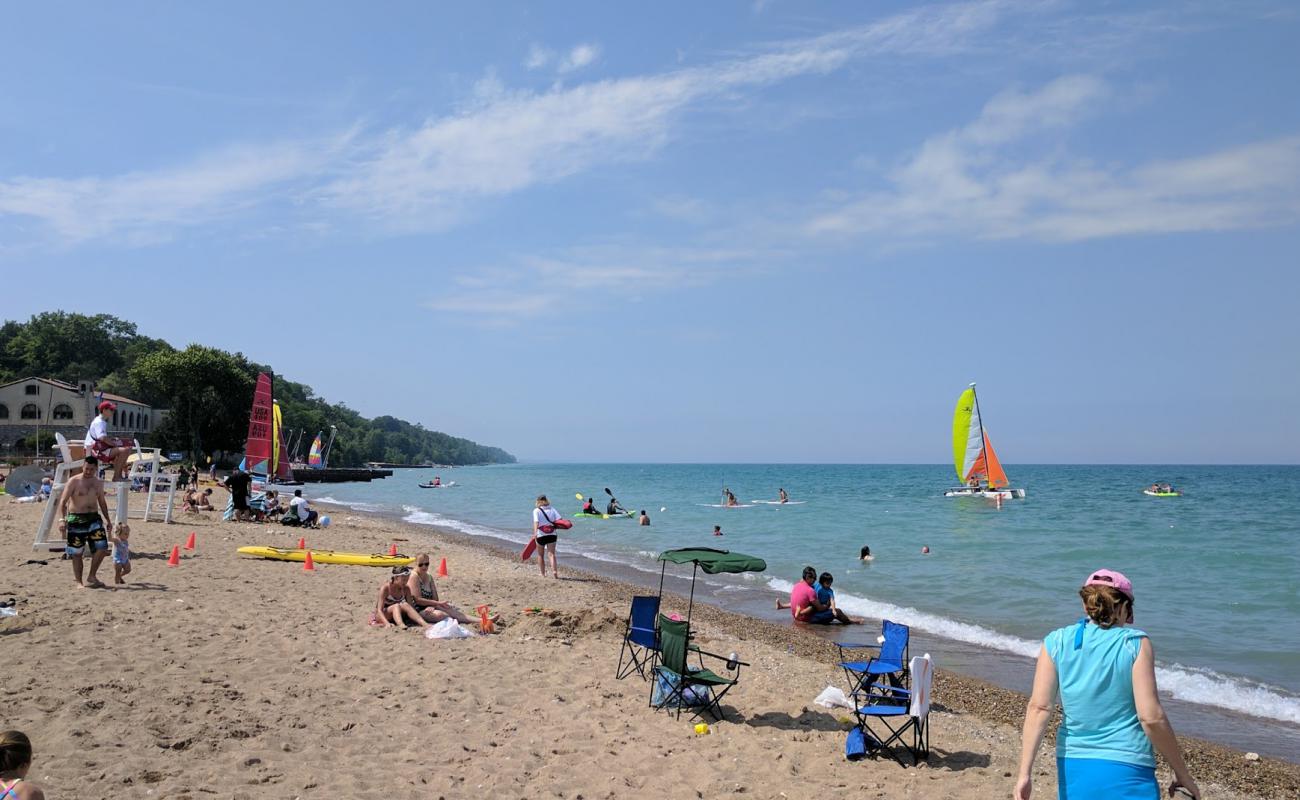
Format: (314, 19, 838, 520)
(971, 383, 987, 488)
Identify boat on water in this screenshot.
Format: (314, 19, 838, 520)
(1144, 483, 1182, 497)
(944, 383, 1026, 500)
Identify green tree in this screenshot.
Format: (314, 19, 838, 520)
(129, 346, 257, 460)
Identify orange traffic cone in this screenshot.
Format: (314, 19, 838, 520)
(183, 531, 196, 550)
(475, 604, 495, 634)
(437, 557, 448, 577)
(166, 545, 180, 567)
(303, 551, 316, 572)
(297, 536, 306, 550)
(388, 543, 398, 557)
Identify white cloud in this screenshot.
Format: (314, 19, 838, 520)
(806, 76, 1300, 242)
(524, 43, 552, 71)
(0, 140, 334, 244)
(557, 43, 601, 73)
(428, 245, 759, 324)
(325, 4, 1008, 229)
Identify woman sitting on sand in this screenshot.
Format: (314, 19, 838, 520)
(0, 730, 46, 799)
(407, 553, 481, 626)
(1015, 569, 1199, 800)
(374, 567, 429, 630)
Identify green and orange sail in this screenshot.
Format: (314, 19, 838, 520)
(952, 384, 1010, 489)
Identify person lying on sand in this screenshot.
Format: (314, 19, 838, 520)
(374, 567, 430, 630)
(407, 553, 488, 627)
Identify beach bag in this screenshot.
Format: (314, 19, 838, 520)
(650, 667, 710, 708)
(425, 618, 474, 640)
(280, 511, 302, 526)
(845, 726, 867, 761)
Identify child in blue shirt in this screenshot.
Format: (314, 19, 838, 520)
(815, 572, 860, 624)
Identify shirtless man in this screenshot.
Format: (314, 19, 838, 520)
(58, 456, 114, 588)
(85, 401, 131, 482)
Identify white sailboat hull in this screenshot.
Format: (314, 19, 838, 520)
(944, 488, 1026, 499)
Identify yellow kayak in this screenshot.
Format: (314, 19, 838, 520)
(237, 546, 414, 567)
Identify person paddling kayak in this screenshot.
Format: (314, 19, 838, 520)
(582, 497, 597, 514)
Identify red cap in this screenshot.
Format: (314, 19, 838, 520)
(98, 400, 117, 412)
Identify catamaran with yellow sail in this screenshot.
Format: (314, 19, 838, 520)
(945, 383, 1025, 500)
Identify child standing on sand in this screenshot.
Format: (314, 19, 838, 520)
(0, 730, 46, 799)
(112, 525, 132, 585)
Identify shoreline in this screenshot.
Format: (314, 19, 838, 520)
(327, 500, 1300, 760)
(322, 501, 1300, 797)
(3, 495, 1295, 798)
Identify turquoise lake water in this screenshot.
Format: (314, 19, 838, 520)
(312, 463, 1299, 740)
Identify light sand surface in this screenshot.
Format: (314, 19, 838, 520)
(1, 494, 1294, 800)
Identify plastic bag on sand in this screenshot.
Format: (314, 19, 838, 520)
(425, 619, 474, 639)
(814, 685, 854, 710)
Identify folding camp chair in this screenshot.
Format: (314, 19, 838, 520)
(648, 614, 746, 721)
(835, 619, 910, 695)
(851, 654, 932, 766)
(615, 595, 661, 680)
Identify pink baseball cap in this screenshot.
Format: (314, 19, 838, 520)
(1083, 569, 1134, 601)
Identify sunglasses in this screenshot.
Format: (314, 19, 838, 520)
(417, 561, 429, 567)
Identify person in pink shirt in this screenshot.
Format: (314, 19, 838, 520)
(775, 566, 820, 621)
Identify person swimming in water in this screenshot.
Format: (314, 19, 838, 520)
(860, 545, 873, 562)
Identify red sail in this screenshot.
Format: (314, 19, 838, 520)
(244, 373, 273, 476)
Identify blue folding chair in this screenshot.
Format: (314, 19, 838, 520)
(615, 595, 661, 680)
(835, 619, 910, 695)
(851, 654, 932, 766)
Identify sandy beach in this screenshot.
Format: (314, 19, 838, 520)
(2, 491, 1296, 800)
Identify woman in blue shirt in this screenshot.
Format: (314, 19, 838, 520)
(1015, 569, 1199, 800)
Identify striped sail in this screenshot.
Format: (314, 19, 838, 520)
(308, 432, 324, 468)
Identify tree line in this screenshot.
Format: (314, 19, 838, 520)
(0, 312, 516, 467)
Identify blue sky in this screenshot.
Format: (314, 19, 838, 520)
(2, 1, 1298, 463)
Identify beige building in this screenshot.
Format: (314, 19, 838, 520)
(0, 377, 162, 451)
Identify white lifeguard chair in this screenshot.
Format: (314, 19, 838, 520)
(33, 433, 176, 551)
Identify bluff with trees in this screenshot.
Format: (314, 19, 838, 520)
(0, 312, 515, 467)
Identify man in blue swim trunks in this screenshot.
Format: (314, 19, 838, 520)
(57, 456, 114, 588)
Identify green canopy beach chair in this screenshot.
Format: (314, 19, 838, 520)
(650, 613, 744, 721)
(646, 548, 766, 721)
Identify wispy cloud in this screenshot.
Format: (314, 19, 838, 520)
(523, 43, 553, 71)
(558, 43, 601, 73)
(325, 3, 1008, 229)
(0, 139, 340, 245)
(806, 75, 1300, 242)
(427, 244, 761, 325)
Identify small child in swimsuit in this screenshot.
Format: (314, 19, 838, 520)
(112, 525, 132, 585)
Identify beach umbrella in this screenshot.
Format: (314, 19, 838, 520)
(656, 547, 766, 628)
(4, 466, 46, 499)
